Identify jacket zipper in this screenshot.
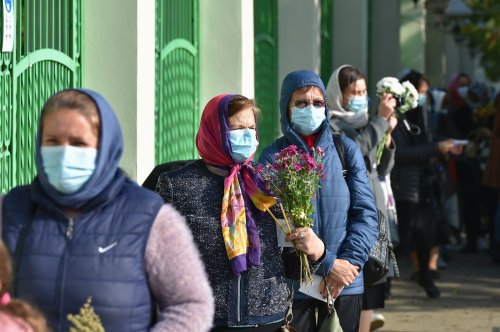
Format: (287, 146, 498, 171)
(57, 217, 74, 331)
(236, 274, 241, 323)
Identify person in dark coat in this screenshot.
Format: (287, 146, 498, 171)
(1, 89, 214, 332)
(259, 70, 378, 332)
(391, 70, 462, 299)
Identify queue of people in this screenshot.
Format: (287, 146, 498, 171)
(1, 66, 499, 332)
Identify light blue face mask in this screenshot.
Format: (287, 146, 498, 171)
(41, 145, 97, 194)
(347, 95, 368, 113)
(417, 94, 427, 107)
(457, 86, 469, 100)
(290, 106, 326, 135)
(229, 128, 258, 163)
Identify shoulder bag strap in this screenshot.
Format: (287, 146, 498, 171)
(332, 134, 347, 179)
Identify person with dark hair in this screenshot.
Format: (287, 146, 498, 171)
(326, 64, 397, 332)
(1, 89, 214, 332)
(155, 94, 325, 332)
(259, 70, 378, 332)
(391, 70, 463, 299)
(0, 240, 49, 332)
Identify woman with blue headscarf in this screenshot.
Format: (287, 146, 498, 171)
(259, 70, 378, 332)
(0, 90, 214, 331)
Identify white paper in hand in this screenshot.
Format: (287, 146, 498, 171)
(276, 219, 294, 247)
(298, 275, 330, 303)
(453, 139, 469, 146)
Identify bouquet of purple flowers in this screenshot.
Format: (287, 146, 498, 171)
(257, 145, 325, 284)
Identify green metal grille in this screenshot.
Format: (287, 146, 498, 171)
(0, 0, 82, 194)
(320, 0, 333, 83)
(254, 0, 279, 156)
(155, 0, 199, 165)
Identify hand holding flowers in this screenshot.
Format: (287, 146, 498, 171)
(285, 227, 325, 262)
(375, 77, 419, 163)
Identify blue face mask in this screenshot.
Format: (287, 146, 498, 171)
(290, 106, 325, 135)
(347, 95, 368, 113)
(41, 145, 97, 194)
(229, 128, 258, 163)
(418, 94, 427, 107)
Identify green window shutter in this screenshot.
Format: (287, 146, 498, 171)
(155, 0, 200, 165)
(254, 0, 279, 157)
(320, 0, 333, 83)
(0, 0, 82, 194)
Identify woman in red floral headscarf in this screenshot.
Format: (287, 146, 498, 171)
(155, 94, 325, 331)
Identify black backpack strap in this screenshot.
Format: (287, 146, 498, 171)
(332, 134, 347, 179)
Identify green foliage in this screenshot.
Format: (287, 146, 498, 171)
(67, 297, 105, 332)
(462, 0, 500, 80)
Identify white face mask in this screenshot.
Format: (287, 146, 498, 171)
(457, 86, 469, 100)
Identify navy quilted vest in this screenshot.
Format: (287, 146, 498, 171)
(2, 182, 164, 332)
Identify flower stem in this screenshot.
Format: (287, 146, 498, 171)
(280, 203, 292, 234)
(376, 131, 389, 165)
(265, 206, 288, 234)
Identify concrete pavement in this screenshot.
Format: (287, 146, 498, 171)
(380, 249, 500, 332)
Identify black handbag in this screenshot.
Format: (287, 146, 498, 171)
(363, 209, 399, 286)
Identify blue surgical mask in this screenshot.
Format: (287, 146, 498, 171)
(347, 95, 368, 113)
(229, 128, 258, 163)
(418, 94, 427, 107)
(41, 145, 97, 194)
(291, 106, 326, 135)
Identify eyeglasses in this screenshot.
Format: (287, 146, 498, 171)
(291, 99, 326, 109)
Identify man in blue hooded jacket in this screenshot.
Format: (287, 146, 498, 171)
(259, 70, 378, 332)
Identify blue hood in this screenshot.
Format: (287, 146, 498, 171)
(279, 70, 328, 135)
(33, 89, 126, 211)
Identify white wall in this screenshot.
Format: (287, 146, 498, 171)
(199, 0, 255, 108)
(278, 0, 321, 83)
(332, 0, 368, 73)
(82, 1, 156, 184)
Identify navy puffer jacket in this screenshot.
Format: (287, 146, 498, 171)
(258, 70, 378, 296)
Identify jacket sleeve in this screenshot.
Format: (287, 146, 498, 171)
(336, 137, 378, 268)
(350, 116, 389, 156)
(146, 205, 214, 332)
